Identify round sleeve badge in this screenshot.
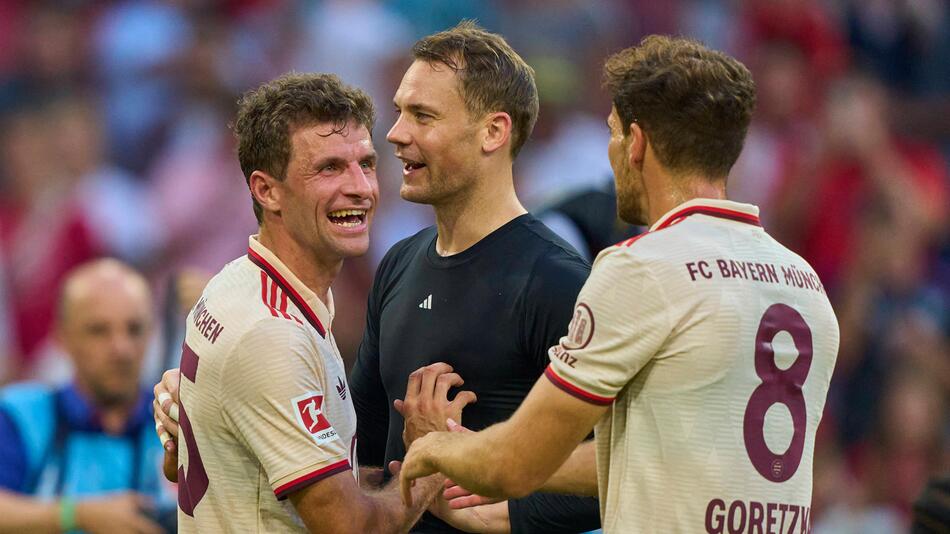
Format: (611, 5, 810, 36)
(563, 302, 595, 350)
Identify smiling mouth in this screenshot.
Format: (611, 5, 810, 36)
(327, 209, 367, 228)
(399, 157, 427, 172)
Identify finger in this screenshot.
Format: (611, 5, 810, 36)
(446, 418, 472, 433)
(393, 398, 405, 417)
(388, 460, 402, 476)
(443, 484, 473, 500)
(404, 368, 423, 401)
(163, 368, 181, 395)
(448, 494, 498, 510)
(155, 421, 174, 451)
(401, 472, 414, 508)
(168, 401, 179, 423)
(443, 477, 457, 489)
(157, 391, 173, 412)
(434, 373, 463, 401)
(448, 391, 477, 413)
(418, 365, 448, 400)
(154, 404, 180, 438)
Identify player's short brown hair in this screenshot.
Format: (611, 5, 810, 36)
(604, 35, 756, 178)
(233, 73, 376, 223)
(412, 20, 538, 158)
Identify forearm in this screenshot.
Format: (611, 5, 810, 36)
(359, 466, 385, 490)
(430, 499, 510, 534)
(0, 490, 61, 533)
(432, 422, 551, 499)
(539, 441, 598, 496)
(363, 474, 443, 533)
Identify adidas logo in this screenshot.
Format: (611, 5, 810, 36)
(418, 294, 433, 310)
(336, 377, 347, 400)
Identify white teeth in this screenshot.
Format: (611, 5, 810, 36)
(333, 220, 360, 227)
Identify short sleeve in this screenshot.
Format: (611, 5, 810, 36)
(521, 247, 591, 372)
(222, 319, 350, 499)
(0, 407, 27, 491)
(349, 270, 388, 467)
(546, 248, 671, 404)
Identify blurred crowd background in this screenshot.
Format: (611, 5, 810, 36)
(0, 0, 946, 531)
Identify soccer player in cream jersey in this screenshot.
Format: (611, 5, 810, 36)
(400, 35, 839, 533)
(165, 73, 473, 533)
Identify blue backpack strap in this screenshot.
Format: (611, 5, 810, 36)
(0, 383, 56, 491)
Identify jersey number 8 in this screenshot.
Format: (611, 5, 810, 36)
(743, 303, 813, 483)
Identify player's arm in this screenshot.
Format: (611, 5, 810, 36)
(402, 249, 669, 503)
(538, 440, 597, 495)
(349, 270, 389, 468)
(401, 377, 606, 502)
(289, 469, 443, 534)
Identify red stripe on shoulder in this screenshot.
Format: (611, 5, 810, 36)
(274, 460, 351, 500)
(613, 232, 649, 248)
(248, 249, 327, 337)
(544, 366, 614, 406)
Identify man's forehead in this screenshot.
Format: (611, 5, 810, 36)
(394, 60, 461, 103)
(292, 122, 374, 160)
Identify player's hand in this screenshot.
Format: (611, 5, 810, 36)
(428, 492, 511, 534)
(75, 492, 164, 534)
(400, 431, 448, 507)
(438, 418, 500, 508)
(443, 479, 503, 509)
(152, 368, 181, 453)
(395, 363, 477, 446)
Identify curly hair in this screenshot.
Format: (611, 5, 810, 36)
(604, 35, 756, 178)
(233, 73, 376, 223)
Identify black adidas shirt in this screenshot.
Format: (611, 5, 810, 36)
(350, 214, 600, 533)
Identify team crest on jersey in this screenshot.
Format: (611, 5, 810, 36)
(292, 392, 339, 445)
(563, 302, 595, 350)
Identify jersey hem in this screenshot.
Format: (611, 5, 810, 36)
(544, 366, 614, 406)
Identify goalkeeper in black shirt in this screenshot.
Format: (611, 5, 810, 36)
(349, 22, 600, 534)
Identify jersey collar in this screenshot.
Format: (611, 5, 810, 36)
(649, 198, 761, 232)
(247, 235, 333, 337)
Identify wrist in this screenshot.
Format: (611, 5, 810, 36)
(58, 498, 78, 532)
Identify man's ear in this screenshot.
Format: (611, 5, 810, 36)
(627, 122, 647, 169)
(249, 170, 282, 215)
(482, 112, 513, 155)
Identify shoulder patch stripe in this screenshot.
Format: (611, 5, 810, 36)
(248, 249, 327, 337)
(543, 366, 614, 406)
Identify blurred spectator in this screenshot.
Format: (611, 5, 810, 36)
(0, 3, 944, 529)
(729, 42, 819, 227)
(0, 105, 103, 377)
(0, 2, 90, 112)
(52, 95, 161, 264)
(93, 0, 192, 172)
(773, 74, 947, 292)
(0, 259, 175, 533)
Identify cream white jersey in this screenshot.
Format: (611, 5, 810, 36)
(546, 199, 839, 534)
(176, 236, 358, 533)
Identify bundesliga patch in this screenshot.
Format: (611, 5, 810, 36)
(292, 392, 339, 445)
